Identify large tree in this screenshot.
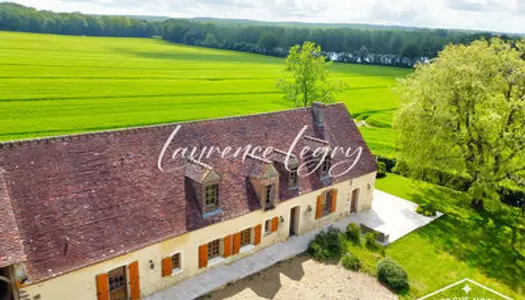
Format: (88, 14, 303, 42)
(394, 38, 525, 209)
(277, 41, 344, 107)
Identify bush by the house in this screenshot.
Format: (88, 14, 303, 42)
(377, 259, 409, 293)
(308, 226, 343, 261)
(376, 161, 387, 178)
(376, 156, 396, 173)
(364, 231, 381, 250)
(416, 203, 437, 217)
(342, 253, 361, 271)
(346, 222, 361, 242)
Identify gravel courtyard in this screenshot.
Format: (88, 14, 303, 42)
(203, 255, 397, 300)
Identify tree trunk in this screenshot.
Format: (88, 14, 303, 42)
(471, 198, 484, 211)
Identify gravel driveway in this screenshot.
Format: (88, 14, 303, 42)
(203, 255, 397, 300)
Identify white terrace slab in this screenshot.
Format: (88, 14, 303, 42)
(348, 190, 443, 245)
(146, 190, 442, 300)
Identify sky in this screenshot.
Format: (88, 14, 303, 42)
(6, 0, 525, 34)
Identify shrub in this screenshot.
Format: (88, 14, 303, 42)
(346, 222, 361, 242)
(376, 161, 387, 178)
(377, 259, 409, 293)
(416, 203, 437, 217)
(342, 253, 361, 271)
(308, 226, 343, 261)
(376, 156, 396, 172)
(365, 231, 381, 250)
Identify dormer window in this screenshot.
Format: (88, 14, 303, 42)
(320, 156, 331, 178)
(288, 168, 298, 187)
(205, 184, 218, 209)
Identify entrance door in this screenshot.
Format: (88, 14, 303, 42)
(350, 189, 359, 213)
(289, 206, 299, 236)
(108, 266, 127, 300)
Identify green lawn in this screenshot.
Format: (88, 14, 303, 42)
(0, 31, 409, 158)
(347, 174, 525, 299)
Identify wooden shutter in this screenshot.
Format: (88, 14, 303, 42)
(95, 273, 109, 300)
(232, 232, 241, 255)
(223, 235, 232, 258)
(330, 189, 338, 213)
(315, 195, 323, 219)
(254, 224, 262, 245)
(271, 217, 279, 232)
(128, 261, 140, 300)
(198, 244, 208, 269)
(161, 257, 173, 277)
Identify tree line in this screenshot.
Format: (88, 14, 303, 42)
(0, 2, 159, 37)
(0, 2, 517, 67)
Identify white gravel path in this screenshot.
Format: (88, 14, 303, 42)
(205, 255, 397, 300)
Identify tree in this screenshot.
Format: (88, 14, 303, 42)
(258, 31, 278, 52)
(394, 38, 525, 210)
(277, 41, 344, 107)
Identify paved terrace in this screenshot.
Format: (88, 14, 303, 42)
(146, 190, 442, 300)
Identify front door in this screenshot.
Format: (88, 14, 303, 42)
(350, 189, 359, 213)
(289, 206, 299, 236)
(108, 266, 127, 300)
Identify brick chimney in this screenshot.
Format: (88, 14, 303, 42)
(311, 102, 325, 139)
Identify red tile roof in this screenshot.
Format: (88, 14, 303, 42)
(0, 170, 26, 268)
(0, 103, 376, 282)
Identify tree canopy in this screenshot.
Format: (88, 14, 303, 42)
(277, 42, 344, 107)
(394, 38, 525, 209)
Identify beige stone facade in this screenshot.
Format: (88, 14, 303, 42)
(18, 172, 376, 300)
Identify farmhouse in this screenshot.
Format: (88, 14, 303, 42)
(0, 103, 377, 300)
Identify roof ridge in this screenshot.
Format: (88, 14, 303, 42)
(246, 153, 272, 164)
(0, 104, 343, 149)
(187, 157, 214, 170)
(304, 135, 330, 144)
(272, 148, 297, 158)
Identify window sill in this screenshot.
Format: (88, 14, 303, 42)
(208, 256, 225, 267)
(240, 244, 255, 254)
(171, 268, 182, 276)
(320, 212, 333, 219)
(203, 208, 223, 219)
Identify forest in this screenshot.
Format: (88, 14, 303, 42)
(0, 2, 517, 67)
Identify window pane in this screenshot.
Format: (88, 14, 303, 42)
(240, 228, 251, 247)
(265, 185, 272, 204)
(323, 191, 333, 215)
(265, 220, 271, 233)
(289, 168, 298, 186)
(205, 185, 218, 207)
(208, 239, 220, 259)
(172, 253, 180, 269)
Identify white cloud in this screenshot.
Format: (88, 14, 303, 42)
(5, 0, 525, 33)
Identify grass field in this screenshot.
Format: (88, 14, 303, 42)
(351, 174, 525, 299)
(0, 31, 409, 157)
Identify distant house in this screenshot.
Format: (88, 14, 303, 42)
(0, 103, 377, 300)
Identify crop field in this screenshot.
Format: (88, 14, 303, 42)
(0, 31, 410, 156)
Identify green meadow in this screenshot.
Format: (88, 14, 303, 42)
(2, 32, 524, 299)
(0, 31, 409, 157)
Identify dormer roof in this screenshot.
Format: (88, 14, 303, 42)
(185, 158, 222, 183)
(268, 149, 300, 168)
(246, 154, 278, 178)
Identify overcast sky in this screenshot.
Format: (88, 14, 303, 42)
(6, 0, 525, 34)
